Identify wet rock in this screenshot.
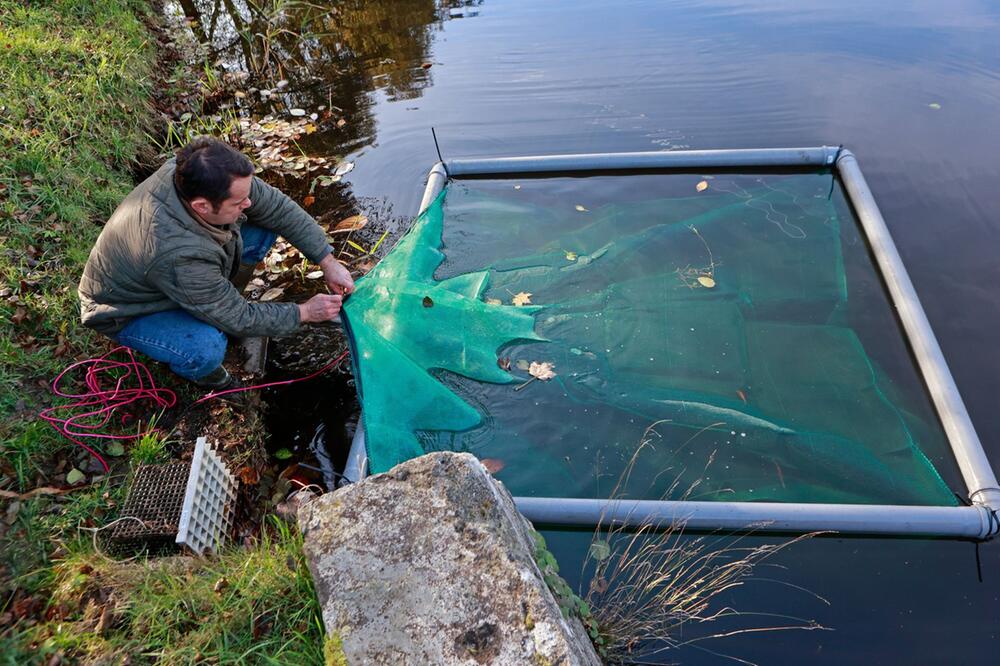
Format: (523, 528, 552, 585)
(298, 452, 601, 665)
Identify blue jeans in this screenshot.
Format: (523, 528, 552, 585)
(115, 225, 278, 381)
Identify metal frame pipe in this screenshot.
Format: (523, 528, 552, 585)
(836, 150, 1000, 512)
(340, 147, 999, 540)
(513, 497, 995, 539)
(446, 146, 839, 176)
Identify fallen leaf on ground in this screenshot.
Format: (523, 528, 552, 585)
(697, 275, 716, 288)
(336, 118, 347, 127)
(214, 577, 229, 594)
(333, 214, 368, 233)
(528, 361, 556, 381)
(66, 468, 85, 485)
(274, 448, 293, 460)
(261, 287, 284, 302)
(238, 466, 260, 485)
(289, 108, 306, 117)
(696, 180, 709, 192)
(512, 292, 532, 306)
(303, 195, 315, 207)
(0, 486, 90, 500)
(480, 458, 505, 474)
(575, 204, 588, 212)
(105, 442, 125, 457)
(305, 270, 324, 279)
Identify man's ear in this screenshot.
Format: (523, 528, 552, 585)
(189, 197, 212, 217)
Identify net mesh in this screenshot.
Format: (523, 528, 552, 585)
(342, 174, 956, 506)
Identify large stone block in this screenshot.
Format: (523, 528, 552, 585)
(298, 451, 601, 665)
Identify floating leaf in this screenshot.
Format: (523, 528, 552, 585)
(564, 250, 578, 261)
(333, 214, 368, 233)
(421, 62, 433, 69)
(697, 275, 716, 288)
(480, 458, 505, 474)
(696, 180, 709, 192)
(105, 442, 125, 457)
(528, 361, 556, 381)
(422, 296, 434, 308)
(289, 108, 306, 117)
(306, 270, 324, 279)
(261, 287, 284, 301)
(66, 468, 85, 485)
(513, 185, 521, 190)
(497, 357, 511, 371)
(512, 291, 532, 306)
(274, 448, 293, 460)
(575, 204, 588, 212)
(485, 298, 502, 306)
(589, 576, 609, 595)
(334, 161, 354, 177)
(588, 539, 612, 562)
(928, 102, 942, 110)
(315, 175, 337, 187)
(515, 359, 531, 371)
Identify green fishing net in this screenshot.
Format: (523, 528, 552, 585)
(341, 173, 957, 506)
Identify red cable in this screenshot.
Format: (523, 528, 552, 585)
(40, 346, 350, 474)
(194, 349, 349, 403)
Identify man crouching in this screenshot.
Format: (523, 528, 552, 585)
(78, 136, 353, 389)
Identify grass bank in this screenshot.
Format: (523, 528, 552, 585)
(0, 2, 323, 662)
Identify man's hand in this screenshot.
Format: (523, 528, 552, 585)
(319, 254, 355, 296)
(298, 294, 343, 323)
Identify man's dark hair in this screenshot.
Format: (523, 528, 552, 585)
(173, 137, 254, 211)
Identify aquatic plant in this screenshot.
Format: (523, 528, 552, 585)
(583, 422, 829, 664)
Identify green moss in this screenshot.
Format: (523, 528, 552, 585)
(531, 530, 607, 659)
(324, 631, 348, 666)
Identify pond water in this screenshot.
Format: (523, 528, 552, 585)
(173, 0, 1000, 662)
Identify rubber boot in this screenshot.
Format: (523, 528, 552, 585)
(194, 366, 251, 406)
(194, 365, 236, 390)
(231, 262, 257, 293)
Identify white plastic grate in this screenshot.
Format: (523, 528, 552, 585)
(176, 436, 237, 554)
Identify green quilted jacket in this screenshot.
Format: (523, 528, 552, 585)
(78, 159, 332, 337)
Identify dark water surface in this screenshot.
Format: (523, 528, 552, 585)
(174, 0, 1000, 662)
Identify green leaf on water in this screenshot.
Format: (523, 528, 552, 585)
(588, 539, 611, 562)
(928, 102, 942, 110)
(274, 448, 293, 460)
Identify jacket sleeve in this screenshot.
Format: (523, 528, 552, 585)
(245, 177, 333, 263)
(147, 248, 301, 337)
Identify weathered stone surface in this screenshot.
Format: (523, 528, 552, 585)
(298, 451, 602, 665)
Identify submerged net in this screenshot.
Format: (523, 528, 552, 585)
(342, 173, 957, 506)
